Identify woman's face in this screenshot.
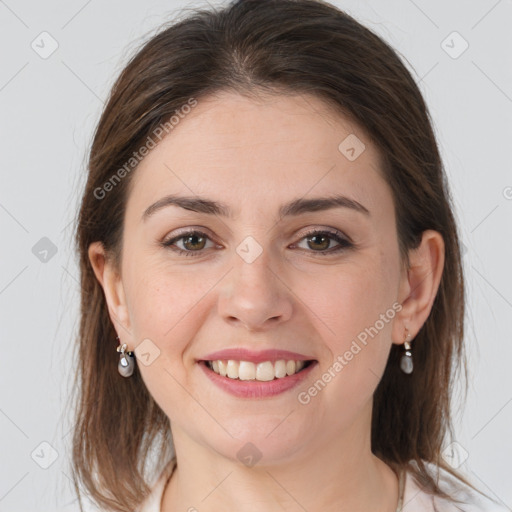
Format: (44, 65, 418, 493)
(107, 90, 408, 464)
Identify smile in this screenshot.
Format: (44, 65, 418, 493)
(198, 359, 318, 399)
(205, 359, 314, 381)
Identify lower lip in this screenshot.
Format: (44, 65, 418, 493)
(198, 360, 317, 399)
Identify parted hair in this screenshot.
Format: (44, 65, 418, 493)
(70, 1, 488, 510)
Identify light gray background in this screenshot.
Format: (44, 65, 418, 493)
(1, 0, 511, 510)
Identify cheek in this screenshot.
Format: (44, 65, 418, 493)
(123, 257, 219, 355)
(126, 271, 191, 338)
(312, 255, 396, 339)
(122, 260, 211, 418)
(313, 253, 398, 389)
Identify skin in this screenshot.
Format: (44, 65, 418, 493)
(89, 90, 444, 511)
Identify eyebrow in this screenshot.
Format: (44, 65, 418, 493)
(142, 193, 370, 221)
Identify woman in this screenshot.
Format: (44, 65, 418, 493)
(70, 1, 506, 510)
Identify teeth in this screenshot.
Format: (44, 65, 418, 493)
(227, 360, 239, 379)
(239, 361, 255, 380)
(256, 361, 274, 381)
(275, 359, 287, 378)
(206, 359, 309, 381)
(218, 360, 227, 377)
(286, 360, 296, 376)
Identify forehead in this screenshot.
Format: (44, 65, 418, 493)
(126, 90, 390, 219)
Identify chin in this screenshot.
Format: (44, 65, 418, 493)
(203, 417, 315, 468)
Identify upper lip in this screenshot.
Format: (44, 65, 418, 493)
(198, 348, 316, 364)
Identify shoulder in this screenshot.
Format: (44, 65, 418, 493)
(402, 461, 508, 512)
(138, 458, 176, 512)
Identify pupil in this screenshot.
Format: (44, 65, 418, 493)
(185, 234, 204, 250)
(309, 234, 329, 250)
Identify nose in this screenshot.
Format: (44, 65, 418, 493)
(217, 247, 293, 332)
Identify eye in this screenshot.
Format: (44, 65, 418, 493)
(292, 229, 353, 256)
(161, 228, 353, 257)
(161, 230, 216, 257)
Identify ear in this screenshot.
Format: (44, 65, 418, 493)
(392, 229, 445, 345)
(88, 241, 132, 339)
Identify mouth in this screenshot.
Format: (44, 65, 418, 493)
(198, 358, 318, 399)
(201, 358, 316, 381)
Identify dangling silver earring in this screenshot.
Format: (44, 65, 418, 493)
(116, 336, 135, 377)
(400, 329, 413, 374)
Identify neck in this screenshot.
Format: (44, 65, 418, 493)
(161, 421, 399, 511)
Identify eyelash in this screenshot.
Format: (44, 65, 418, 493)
(161, 228, 353, 257)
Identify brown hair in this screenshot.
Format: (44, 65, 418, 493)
(70, 0, 491, 510)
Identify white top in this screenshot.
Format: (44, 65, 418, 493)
(138, 459, 507, 512)
(401, 462, 507, 511)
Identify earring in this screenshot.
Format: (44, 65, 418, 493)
(400, 329, 413, 374)
(116, 336, 135, 377)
